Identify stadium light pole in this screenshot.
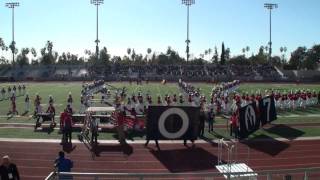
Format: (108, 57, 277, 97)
(91, 0, 104, 62)
(5, 2, 19, 67)
(264, 3, 278, 63)
(182, 0, 195, 63)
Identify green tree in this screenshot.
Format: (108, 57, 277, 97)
(147, 48, 152, 62)
(208, 48, 212, 61)
(16, 48, 30, 67)
(100, 46, 110, 64)
(289, 46, 307, 70)
(40, 41, 58, 65)
(220, 42, 226, 65)
(131, 49, 136, 62)
(204, 50, 208, 60)
(213, 46, 218, 64)
(303, 45, 320, 70)
(127, 48, 131, 57)
(0, 38, 8, 51)
(225, 48, 231, 61)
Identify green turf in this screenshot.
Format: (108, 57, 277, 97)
(0, 82, 319, 140)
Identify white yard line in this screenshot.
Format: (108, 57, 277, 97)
(278, 114, 320, 118)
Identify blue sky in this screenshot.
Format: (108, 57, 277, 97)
(0, 0, 320, 61)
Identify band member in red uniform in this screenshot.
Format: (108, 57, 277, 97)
(46, 103, 56, 125)
(230, 106, 240, 138)
(67, 92, 73, 107)
(9, 93, 18, 115)
(34, 94, 42, 116)
(61, 109, 73, 144)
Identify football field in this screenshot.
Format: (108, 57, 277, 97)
(0, 81, 319, 140)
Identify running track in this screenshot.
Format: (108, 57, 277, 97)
(0, 139, 320, 179)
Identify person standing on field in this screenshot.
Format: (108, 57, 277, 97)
(24, 94, 30, 113)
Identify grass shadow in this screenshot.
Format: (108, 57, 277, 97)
(21, 111, 29, 116)
(37, 126, 55, 134)
(151, 147, 218, 173)
(265, 124, 305, 140)
(126, 130, 145, 141)
(242, 134, 290, 156)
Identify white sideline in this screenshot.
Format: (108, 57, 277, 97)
(1, 136, 320, 144)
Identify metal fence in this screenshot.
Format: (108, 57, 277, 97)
(45, 167, 320, 180)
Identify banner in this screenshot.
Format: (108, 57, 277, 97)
(259, 96, 277, 126)
(238, 96, 277, 139)
(238, 102, 261, 139)
(146, 106, 200, 140)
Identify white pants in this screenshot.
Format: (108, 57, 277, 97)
(25, 102, 30, 112)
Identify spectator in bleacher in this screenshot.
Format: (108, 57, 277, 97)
(54, 151, 73, 179)
(0, 155, 20, 180)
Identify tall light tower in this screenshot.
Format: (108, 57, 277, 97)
(5, 2, 19, 66)
(91, 0, 104, 62)
(264, 3, 278, 62)
(182, 0, 195, 62)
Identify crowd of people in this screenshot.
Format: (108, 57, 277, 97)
(107, 64, 281, 81)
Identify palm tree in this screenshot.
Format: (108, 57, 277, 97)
(147, 48, 152, 61)
(280, 46, 287, 62)
(204, 50, 208, 61)
(208, 48, 212, 61)
(246, 46, 250, 57)
(127, 48, 131, 57)
(242, 48, 246, 56)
